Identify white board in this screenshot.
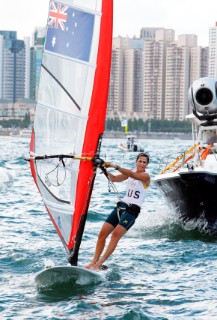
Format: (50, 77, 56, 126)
(35, 265, 106, 288)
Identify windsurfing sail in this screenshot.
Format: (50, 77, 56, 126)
(29, 0, 113, 265)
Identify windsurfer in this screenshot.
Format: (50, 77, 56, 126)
(85, 153, 150, 271)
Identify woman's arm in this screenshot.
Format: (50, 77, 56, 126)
(103, 162, 127, 182)
(104, 162, 150, 186)
(117, 166, 150, 186)
(106, 170, 128, 182)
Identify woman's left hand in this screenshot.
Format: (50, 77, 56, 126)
(104, 162, 111, 168)
(104, 162, 117, 169)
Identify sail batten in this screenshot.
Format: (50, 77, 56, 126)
(30, 0, 113, 265)
(41, 64, 81, 111)
(36, 103, 88, 120)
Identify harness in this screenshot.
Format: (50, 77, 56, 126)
(116, 201, 140, 220)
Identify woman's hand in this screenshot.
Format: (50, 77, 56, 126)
(104, 162, 112, 168)
(104, 162, 117, 169)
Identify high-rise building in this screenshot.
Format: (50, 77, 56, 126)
(124, 48, 143, 115)
(107, 47, 125, 114)
(190, 46, 209, 86)
(0, 30, 39, 121)
(143, 29, 175, 120)
(0, 24, 210, 123)
(24, 36, 31, 99)
(0, 31, 26, 103)
(164, 43, 183, 120)
(164, 35, 198, 120)
(208, 22, 217, 77)
(107, 36, 144, 118)
(140, 27, 162, 40)
(108, 29, 209, 121)
(29, 27, 46, 100)
(144, 33, 208, 121)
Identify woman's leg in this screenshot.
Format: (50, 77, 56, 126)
(85, 222, 114, 269)
(93, 224, 127, 270)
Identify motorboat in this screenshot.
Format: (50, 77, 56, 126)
(154, 77, 217, 233)
(118, 134, 144, 152)
(19, 129, 32, 138)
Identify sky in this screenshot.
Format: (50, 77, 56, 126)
(0, 0, 216, 46)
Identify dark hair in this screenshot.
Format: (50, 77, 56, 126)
(136, 152, 150, 163)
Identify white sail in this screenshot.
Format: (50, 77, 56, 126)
(29, 0, 113, 265)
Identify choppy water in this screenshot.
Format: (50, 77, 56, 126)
(1, 136, 217, 320)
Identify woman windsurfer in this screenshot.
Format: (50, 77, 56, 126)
(85, 153, 150, 271)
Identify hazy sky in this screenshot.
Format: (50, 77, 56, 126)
(1, 0, 216, 46)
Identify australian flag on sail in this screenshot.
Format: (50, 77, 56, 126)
(45, 1, 94, 62)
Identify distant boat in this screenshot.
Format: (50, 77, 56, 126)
(118, 134, 144, 152)
(19, 129, 32, 138)
(10, 129, 32, 137)
(154, 77, 217, 233)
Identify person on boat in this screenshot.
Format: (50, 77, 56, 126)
(207, 131, 217, 144)
(85, 152, 150, 271)
(127, 137, 131, 150)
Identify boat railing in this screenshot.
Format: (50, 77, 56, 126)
(157, 143, 200, 174)
(157, 153, 187, 174)
(157, 143, 217, 174)
(200, 144, 217, 162)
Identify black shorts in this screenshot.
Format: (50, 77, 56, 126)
(105, 202, 140, 231)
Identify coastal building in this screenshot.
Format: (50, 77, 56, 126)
(31, 27, 46, 100)
(107, 42, 125, 115)
(143, 29, 175, 120)
(164, 34, 198, 120)
(107, 28, 209, 122)
(107, 36, 144, 119)
(208, 22, 217, 78)
(0, 31, 27, 103)
(190, 46, 209, 85)
(0, 98, 35, 121)
(0, 24, 212, 123)
(24, 37, 31, 99)
(124, 48, 143, 116)
(140, 27, 162, 40)
(0, 28, 46, 121)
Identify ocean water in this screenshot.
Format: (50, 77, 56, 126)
(1, 136, 217, 320)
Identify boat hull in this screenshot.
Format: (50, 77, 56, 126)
(118, 144, 144, 152)
(154, 171, 217, 227)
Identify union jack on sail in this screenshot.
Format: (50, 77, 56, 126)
(48, 2, 68, 31)
(45, 1, 95, 62)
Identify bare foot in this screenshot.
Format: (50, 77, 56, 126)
(92, 259, 104, 271)
(85, 260, 97, 269)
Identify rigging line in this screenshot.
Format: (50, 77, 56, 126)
(41, 64, 81, 111)
(99, 166, 122, 200)
(107, 179, 122, 201)
(45, 160, 67, 187)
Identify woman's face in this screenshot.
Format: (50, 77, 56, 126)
(136, 156, 148, 172)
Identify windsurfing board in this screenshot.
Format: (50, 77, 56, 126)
(35, 265, 106, 288)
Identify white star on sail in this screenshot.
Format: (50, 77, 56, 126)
(52, 36, 56, 47)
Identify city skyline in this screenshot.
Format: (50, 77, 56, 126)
(1, 0, 216, 46)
